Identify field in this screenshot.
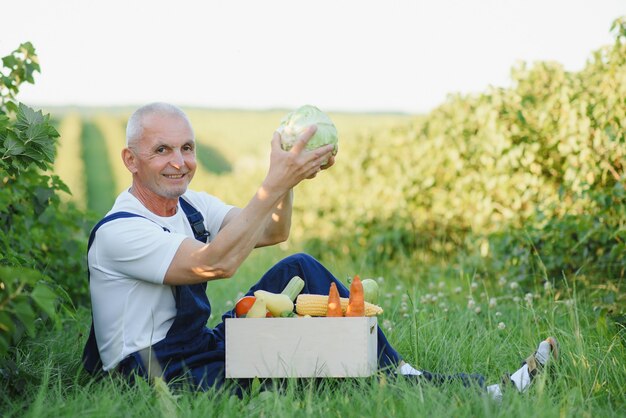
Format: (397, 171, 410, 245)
(2, 23, 626, 417)
(51, 107, 414, 217)
(2, 105, 624, 417)
(3, 245, 625, 417)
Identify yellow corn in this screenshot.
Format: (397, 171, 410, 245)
(295, 294, 383, 317)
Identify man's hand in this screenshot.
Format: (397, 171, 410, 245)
(264, 125, 335, 191)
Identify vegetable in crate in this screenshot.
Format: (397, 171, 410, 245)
(277, 105, 338, 164)
(296, 294, 383, 317)
(326, 282, 343, 317)
(234, 296, 257, 317)
(254, 290, 294, 317)
(281, 275, 305, 301)
(361, 278, 379, 304)
(346, 275, 365, 317)
(246, 297, 268, 318)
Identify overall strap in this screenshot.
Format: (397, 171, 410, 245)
(178, 197, 210, 243)
(87, 212, 170, 250)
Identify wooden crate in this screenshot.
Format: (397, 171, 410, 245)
(225, 316, 378, 378)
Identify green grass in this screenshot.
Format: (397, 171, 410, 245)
(80, 121, 116, 217)
(2, 248, 624, 417)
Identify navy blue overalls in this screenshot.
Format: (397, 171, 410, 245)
(83, 197, 402, 391)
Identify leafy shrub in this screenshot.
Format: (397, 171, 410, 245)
(482, 182, 626, 284)
(297, 17, 626, 280)
(0, 43, 88, 359)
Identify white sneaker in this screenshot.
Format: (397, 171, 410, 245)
(508, 336, 559, 392)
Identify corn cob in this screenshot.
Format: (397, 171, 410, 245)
(295, 294, 383, 316)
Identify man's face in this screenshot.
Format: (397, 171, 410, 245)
(128, 113, 197, 200)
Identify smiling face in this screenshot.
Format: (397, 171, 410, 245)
(123, 111, 197, 215)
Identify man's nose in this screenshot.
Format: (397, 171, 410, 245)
(170, 149, 185, 169)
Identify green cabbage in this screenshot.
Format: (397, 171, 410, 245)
(277, 105, 338, 157)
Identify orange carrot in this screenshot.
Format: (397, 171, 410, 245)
(327, 282, 343, 317)
(345, 275, 365, 317)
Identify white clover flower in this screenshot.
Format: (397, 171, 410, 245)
(513, 296, 522, 303)
(454, 286, 462, 294)
(395, 284, 403, 291)
(467, 299, 476, 309)
(383, 319, 393, 331)
(524, 293, 534, 305)
(376, 276, 385, 284)
(471, 282, 479, 290)
(401, 293, 409, 302)
(495, 311, 502, 317)
(428, 282, 435, 290)
(498, 276, 507, 287)
(402, 313, 410, 318)
(489, 298, 497, 309)
(498, 322, 506, 330)
(509, 282, 519, 290)
(474, 306, 482, 314)
(438, 302, 447, 310)
(438, 281, 446, 289)
(544, 281, 552, 291)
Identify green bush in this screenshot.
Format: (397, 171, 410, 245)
(0, 43, 88, 360)
(482, 182, 626, 289)
(297, 17, 626, 284)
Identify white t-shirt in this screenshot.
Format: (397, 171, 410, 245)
(88, 189, 233, 371)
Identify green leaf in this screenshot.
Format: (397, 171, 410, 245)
(0, 311, 16, 335)
(15, 104, 44, 132)
(5, 101, 18, 114)
(250, 377, 262, 395)
(2, 55, 19, 69)
(12, 300, 36, 337)
(0, 114, 10, 130)
(0, 265, 46, 287)
(31, 283, 58, 318)
(26, 122, 49, 145)
(3, 135, 25, 156)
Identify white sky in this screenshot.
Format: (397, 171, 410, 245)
(2, 0, 624, 113)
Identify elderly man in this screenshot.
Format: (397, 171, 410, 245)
(83, 102, 557, 399)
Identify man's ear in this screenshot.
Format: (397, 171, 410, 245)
(122, 148, 137, 173)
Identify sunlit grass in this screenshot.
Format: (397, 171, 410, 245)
(93, 114, 131, 195)
(54, 112, 86, 209)
(3, 248, 624, 418)
(80, 121, 116, 217)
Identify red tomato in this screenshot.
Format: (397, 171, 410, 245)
(235, 296, 256, 317)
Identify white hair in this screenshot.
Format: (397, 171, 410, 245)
(125, 102, 193, 147)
